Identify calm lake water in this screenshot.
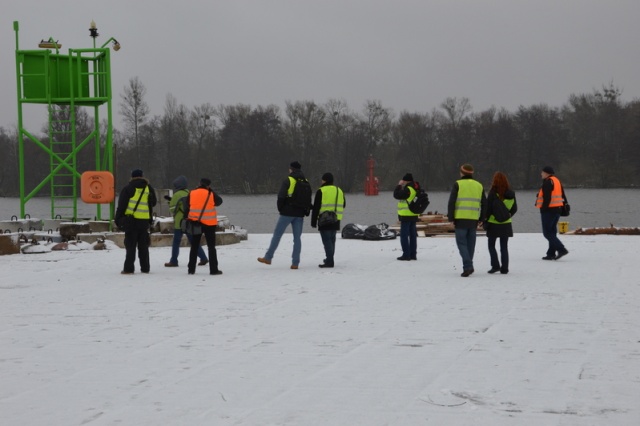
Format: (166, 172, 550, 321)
(1, 188, 638, 234)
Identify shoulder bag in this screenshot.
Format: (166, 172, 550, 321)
(318, 188, 340, 227)
(181, 191, 211, 235)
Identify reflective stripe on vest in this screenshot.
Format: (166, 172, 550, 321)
(188, 188, 217, 226)
(488, 197, 515, 224)
(287, 176, 297, 196)
(454, 179, 483, 220)
(319, 185, 345, 220)
(397, 185, 419, 217)
(536, 176, 563, 208)
(125, 186, 150, 219)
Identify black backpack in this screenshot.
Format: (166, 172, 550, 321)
(289, 177, 312, 214)
(407, 182, 430, 214)
(491, 197, 511, 223)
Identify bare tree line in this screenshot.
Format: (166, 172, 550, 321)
(1, 81, 639, 197)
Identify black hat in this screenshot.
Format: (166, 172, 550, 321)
(200, 177, 212, 187)
(290, 161, 302, 170)
(131, 169, 143, 178)
(321, 172, 334, 184)
(402, 173, 413, 182)
(542, 166, 555, 175)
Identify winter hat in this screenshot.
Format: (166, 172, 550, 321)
(131, 169, 143, 178)
(321, 172, 334, 184)
(290, 161, 302, 170)
(200, 177, 212, 187)
(402, 173, 413, 182)
(172, 175, 188, 190)
(460, 164, 474, 175)
(542, 166, 555, 175)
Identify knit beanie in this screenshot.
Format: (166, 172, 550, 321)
(131, 169, 143, 178)
(460, 164, 474, 175)
(321, 172, 334, 184)
(290, 161, 302, 170)
(402, 173, 413, 182)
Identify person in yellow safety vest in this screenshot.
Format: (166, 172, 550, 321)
(183, 178, 223, 275)
(447, 163, 487, 277)
(311, 172, 346, 268)
(484, 171, 518, 275)
(393, 173, 420, 261)
(115, 169, 157, 274)
(536, 166, 569, 260)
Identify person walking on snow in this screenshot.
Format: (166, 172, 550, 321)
(447, 163, 486, 277)
(485, 171, 517, 274)
(536, 166, 569, 260)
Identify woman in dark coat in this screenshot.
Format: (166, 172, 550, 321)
(485, 171, 517, 274)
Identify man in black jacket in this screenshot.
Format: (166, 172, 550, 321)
(447, 164, 487, 277)
(258, 161, 311, 269)
(115, 169, 157, 274)
(311, 172, 346, 268)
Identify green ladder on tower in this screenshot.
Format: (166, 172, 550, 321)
(48, 105, 78, 219)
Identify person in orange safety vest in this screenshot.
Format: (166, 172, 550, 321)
(536, 166, 568, 261)
(184, 178, 223, 275)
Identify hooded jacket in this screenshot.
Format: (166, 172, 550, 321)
(277, 169, 309, 217)
(169, 176, 189, 228)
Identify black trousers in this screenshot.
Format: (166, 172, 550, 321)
(188, 224, 219, 274)
(123, 218, 151, 273)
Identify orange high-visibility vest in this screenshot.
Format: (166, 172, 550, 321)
(536, 176, 563, 208)
(188, 188, 217, 225)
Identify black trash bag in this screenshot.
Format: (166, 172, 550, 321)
(341, 223, 366, 239)
(363, 223, 397, 241)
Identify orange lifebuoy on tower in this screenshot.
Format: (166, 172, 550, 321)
(81, 171, 115, 203)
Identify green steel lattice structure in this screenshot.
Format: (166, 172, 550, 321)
(13, 20, 116, 221)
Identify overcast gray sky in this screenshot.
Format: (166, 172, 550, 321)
(3, 0, 640, 130)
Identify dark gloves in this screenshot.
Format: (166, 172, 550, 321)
(164, 195, 171, 201)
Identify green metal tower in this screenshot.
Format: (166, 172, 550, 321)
(13, 20, 119, 221)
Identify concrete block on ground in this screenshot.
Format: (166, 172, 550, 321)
(0, 234, 21, 255)
(76, 233, 109, 244)
(88, 221, 111, 233)
(42, 219, 64, 232)
(59, 222, 92, 240)
(33, 232, 64, 243)
(157, 220, 174, 234)
(0, 219, 42, 233)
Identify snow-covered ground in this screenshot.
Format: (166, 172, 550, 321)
(1, 233, 638, 425)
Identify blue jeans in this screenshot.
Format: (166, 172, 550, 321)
(399, 221, 417, 259)
(540, 211, 566, 256)
(455, 227, 477, 271)
(319, 229, 337, 265)
(170, 229, 207, 265)
(264, 215, 303, 266)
